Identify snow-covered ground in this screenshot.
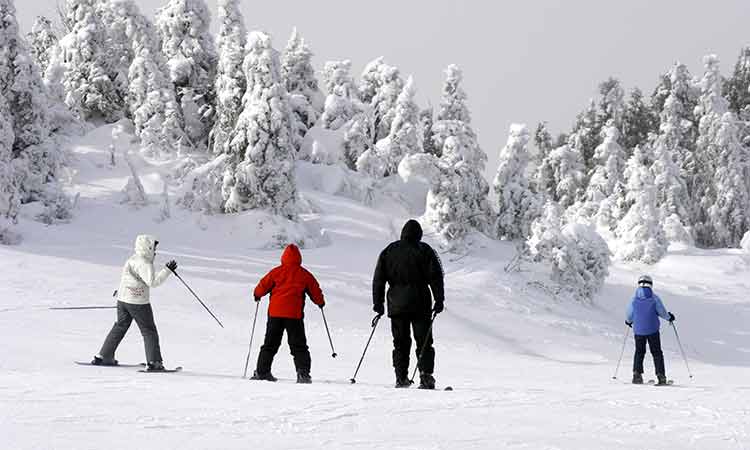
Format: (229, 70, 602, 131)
(1, 127, 750, 450)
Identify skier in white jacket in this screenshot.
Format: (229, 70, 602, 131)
(92, 235, 177, 371)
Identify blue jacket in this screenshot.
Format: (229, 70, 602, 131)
(626, 287, 670, 336)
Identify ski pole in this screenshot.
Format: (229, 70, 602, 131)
(612, 326, 630, 380)
(410, 311, 438, 384)
(243, 300, 261, 379)
(350, 314, 382, 384)
(49, 306, 117, 310)
(671, 322, 693, 379)
(169, 269, 224, 329)
(320, 307, 337, 358)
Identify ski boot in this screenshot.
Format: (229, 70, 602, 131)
(418, 372, 436, 390)
(632, 372, 643, 384)
(91, 355, 118, 366)
(395, 377, 413, 388)
(146, 361, 165, 372)
(250, 371, 278, 382)
(296, 372, 312, 384)
(656, 374, 668, 386)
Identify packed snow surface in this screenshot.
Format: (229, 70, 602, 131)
(2, 127, 750, 449)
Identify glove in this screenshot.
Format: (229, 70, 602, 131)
(433, 302, 444, 314)
(373, 303, 385, 316)
(166, 260, 177, 272)
(625, 321, 632, 328)
(668, 312, 675, 323)
(254, 296, 261, 303)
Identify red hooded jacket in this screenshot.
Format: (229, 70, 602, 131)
(254, 244, 325, 319)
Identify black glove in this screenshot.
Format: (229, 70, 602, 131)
(166, 260, 177, 272)
(625, 321, 632, 328)
(254, 296, 261, 302)
(668, 312, 675, 323)
(433, 302, 444, 314)
(373, 303, 385, 316)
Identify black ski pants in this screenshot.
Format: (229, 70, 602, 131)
(633, 332, 665, 376)
(256, 317, 311, 375)
(391, 314, 434, 379)
(99, 301, 162, 363)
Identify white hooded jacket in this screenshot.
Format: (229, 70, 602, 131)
(117, 235, 171, 305)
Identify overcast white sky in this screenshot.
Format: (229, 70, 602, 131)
(14, 0, 750, 176)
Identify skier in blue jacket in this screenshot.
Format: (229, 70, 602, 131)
(626, 275, 675, 385)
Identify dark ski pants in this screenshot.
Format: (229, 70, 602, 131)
(99, 301, 162, 363)
(391, 315, 434, 379)
(256, 317, 311, 375)
(633, 332, 665, 376)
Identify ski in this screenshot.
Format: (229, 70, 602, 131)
(138, 366, 183, 373)
(647, 379, 674, 386)
(75, 361, 146, 368)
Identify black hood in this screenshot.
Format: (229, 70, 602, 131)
(400, 219, 423, 243)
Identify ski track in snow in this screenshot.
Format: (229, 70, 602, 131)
(1, 125, 750, 450)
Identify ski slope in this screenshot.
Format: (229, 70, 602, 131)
(1, 126, 750, 450)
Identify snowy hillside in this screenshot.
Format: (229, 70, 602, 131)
(1, 127, 750, 450)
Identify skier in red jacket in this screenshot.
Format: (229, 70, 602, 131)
(251, 244, 325, 383)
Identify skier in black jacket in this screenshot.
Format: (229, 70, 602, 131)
(372, 219, 445, 389)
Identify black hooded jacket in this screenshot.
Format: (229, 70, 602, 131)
(372, 220, 445, 318)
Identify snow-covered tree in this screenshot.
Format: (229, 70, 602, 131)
(536, 143, 585, 208)
(568, 99, 600, 170)
(420, 106, 437, 155)
(56, 0, 125, 121)
(377, 76, 421, 176)
(210, 0, 246, 154)
(705, 112, 750, 248)
(533, 121, 554, 168)
(616, 145, 667, 263)
(693, 55, 731, 244)
(597, 77, 625, 130)
(26, 16, 57, 75)
(493, 124, 539, 240)
(343, 112, 370, 170)
(156, 0, 217, 149)
(621, 87, 657, 152)
(224, 31, 297, 218)
(724, 47, 750, 115)
(320, 60, 356, 131)
(436, 64, 471, 123)
(579, 122, 627, 231)
(113, 0, 186, 157)
(527, 201, 610, 303)
(0, 98, 18, 228)
(358, 57, 385, 105)
(281, 28, 323, 150)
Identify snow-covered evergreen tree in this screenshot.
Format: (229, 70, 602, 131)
(616, 145, 667, 263)
(724, 47, 750, 115)
(210, 0, 246, 154)
(597, 77, 625, 130)
(369, 62, 403, 144)
(705, 112, 750, 247)
(436, 64, 471, 123)
(0, 98, 18, 229)
(320, 60, 356, 131)
(113, 0, 186, 157)
(358, 57, 385, 105)
(56, 0, 125, 121)
(281, 28, 323, 150)
(26, 16, 57, 75)
(493, 124, 539, 240)
(156, 0, 217, 149)
(693, 55, 731, 244)
(343, 112, 370, 170)
(377, 76, 421, 176)
(224, 31, 296, 219)
(536, 143, 585, 208)
(579, 122, 627, 231)
(621, 87, 657, 152)
(420, 106, 437, 155)
(568, 99, 600, 171)
(533, 121, 554, 168)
